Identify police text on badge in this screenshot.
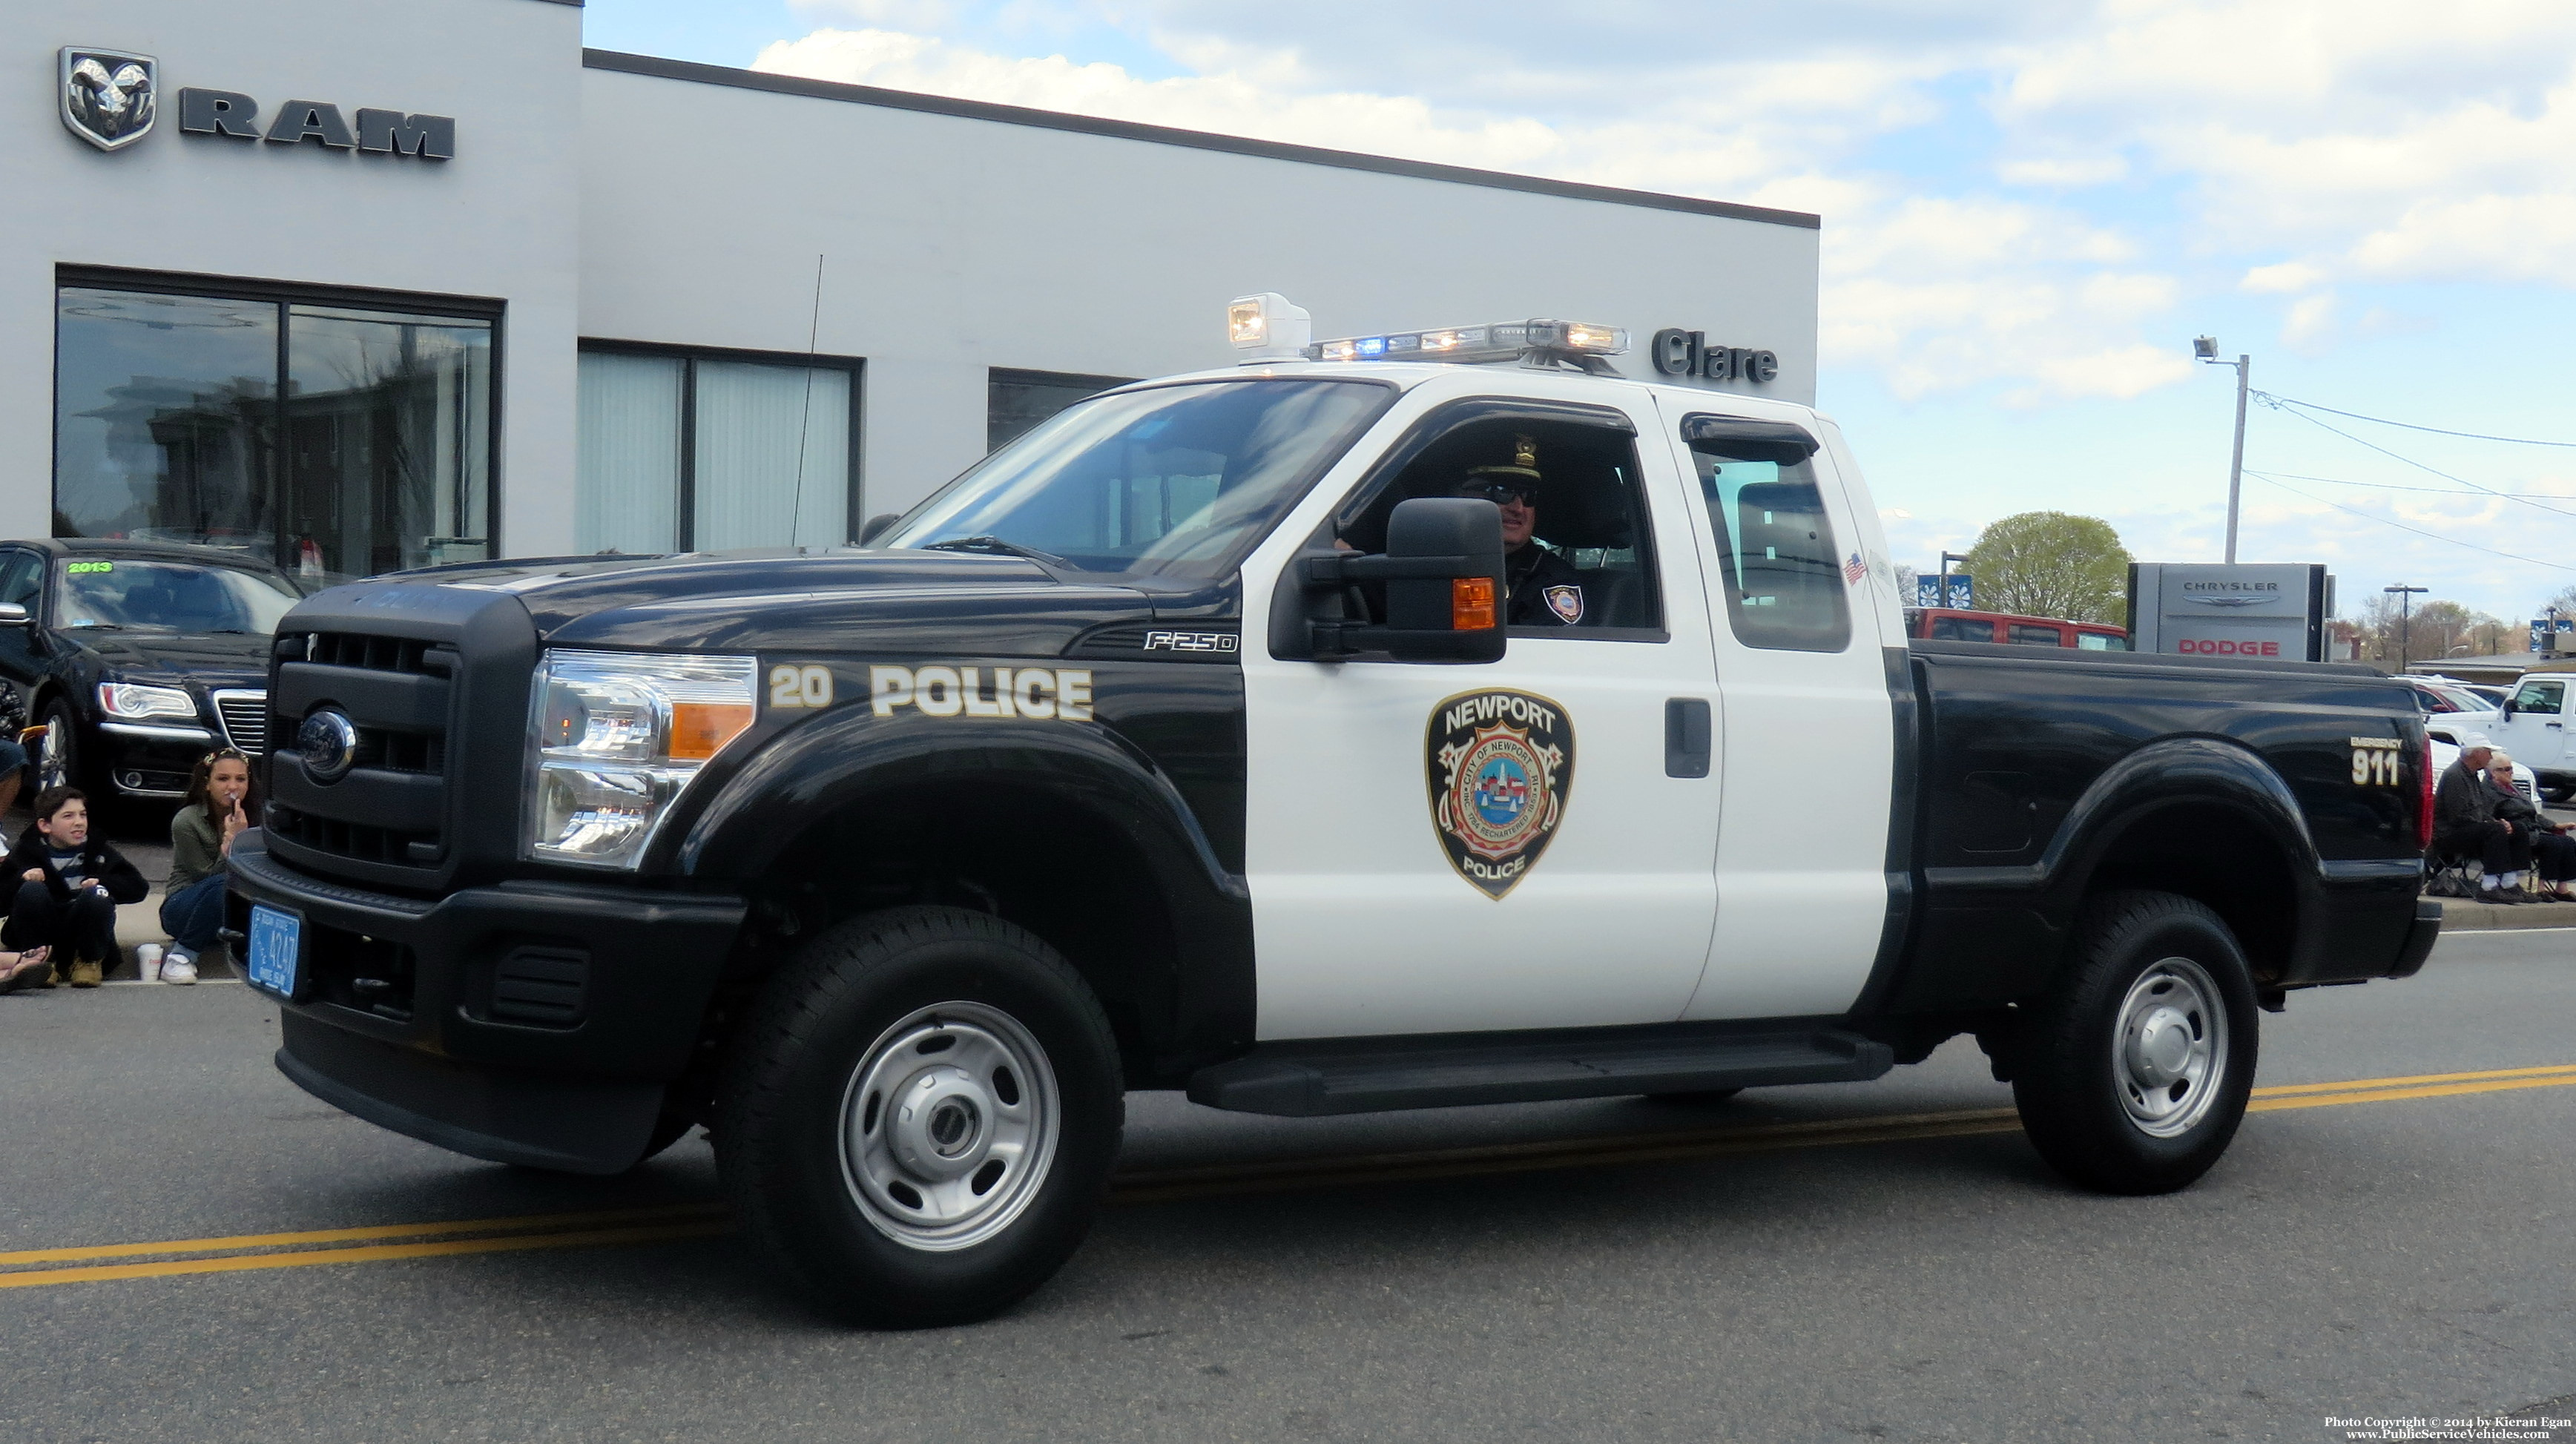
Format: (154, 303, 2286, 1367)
(870, 665, 1093, 721)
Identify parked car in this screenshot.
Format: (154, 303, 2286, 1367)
(2405, 678, 2503, 750)
(0, 540, 298, 800)
(1903, 606, 2128, 650)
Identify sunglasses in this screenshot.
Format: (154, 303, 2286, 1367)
(1455, 481, 1540, 507)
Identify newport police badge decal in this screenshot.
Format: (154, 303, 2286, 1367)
(1426, 689, 1575, 899)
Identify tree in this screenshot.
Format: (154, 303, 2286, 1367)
(2356, 593, 2500, 664)
(1960, 512, 2132, 623)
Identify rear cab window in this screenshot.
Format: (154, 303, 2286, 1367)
(2008, 623, 2066, 647)
(1678, 418, 1851, 653)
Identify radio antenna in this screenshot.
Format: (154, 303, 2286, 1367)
(789, 252, 825, 549)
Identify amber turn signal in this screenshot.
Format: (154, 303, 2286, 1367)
(668, 702, 756, 761)
(1452, 576, 1498, 630)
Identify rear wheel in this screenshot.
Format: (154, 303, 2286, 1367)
(716, 906, 1122, 1328)
(2011, 891, 2258, 1196)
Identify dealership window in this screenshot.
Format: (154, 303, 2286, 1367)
(576, 345, 859, 553)
(987, 368, 1136, 454)
(54, 275, 494, 578)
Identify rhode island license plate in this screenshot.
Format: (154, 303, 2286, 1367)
(246, 905, 303, 1000)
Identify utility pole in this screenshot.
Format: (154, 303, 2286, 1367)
(2194, 338, 2250, 563)
(2385, 584, 2427, 667)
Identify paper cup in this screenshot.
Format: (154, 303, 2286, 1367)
(136, 944, 163, 983)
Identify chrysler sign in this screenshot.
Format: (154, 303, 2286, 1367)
(58, 47, 453, 161)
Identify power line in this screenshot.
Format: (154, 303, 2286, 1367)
(2254, 395, 2576, 523)
(2244, 467, 2576, 502)
(2241, 472, 2576, 574)
(2255, 392, 2576, 449)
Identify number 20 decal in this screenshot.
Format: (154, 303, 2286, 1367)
(2350, 737, 2402, 786)
(770, 664, 834, 709)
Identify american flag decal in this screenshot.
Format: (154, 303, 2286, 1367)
(1842, 552, 1867, 584)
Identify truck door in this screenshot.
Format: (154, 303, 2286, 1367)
(2499, 676, 2571, 777)
(1656, 403, 1897, 1021)
(1238, 383, 1724, 1040)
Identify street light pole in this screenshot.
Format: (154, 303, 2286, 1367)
(2194, 338, 2250, 564)
(2385, 584, 2427, 667)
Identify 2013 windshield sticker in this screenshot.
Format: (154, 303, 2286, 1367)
(871, 665, 1094, 721)
(1426, 689, 1575, 899)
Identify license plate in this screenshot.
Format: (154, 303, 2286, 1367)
(246, 905, 303, 1000)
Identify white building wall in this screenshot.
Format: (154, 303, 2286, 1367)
(578, 63, 1821, 524)
(0, 0, 582, 553)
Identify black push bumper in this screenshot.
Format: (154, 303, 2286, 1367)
(226, 833, 747, 1174)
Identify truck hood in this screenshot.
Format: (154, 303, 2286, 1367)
(332, 550, 1161, 657)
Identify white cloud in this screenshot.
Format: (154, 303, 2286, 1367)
(1997, 155, 2128, 187)
(2281, 292, 2338, 353)
(2241, 261, 2326, 294)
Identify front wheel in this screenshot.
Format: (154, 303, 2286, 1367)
(33, 699, 79, 794)
(2011, 891, 2258, 1196)
(716, 906, 1124, 1328)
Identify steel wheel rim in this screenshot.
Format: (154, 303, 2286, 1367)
(2113, 956, 2228, 1138)
(837, 1001, 1060, 1253)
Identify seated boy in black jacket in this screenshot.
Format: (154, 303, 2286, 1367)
(4, 786, 148, 989)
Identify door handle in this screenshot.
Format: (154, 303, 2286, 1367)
(2548, 722, 2563, 729)
(1665, 698, 1711, 778)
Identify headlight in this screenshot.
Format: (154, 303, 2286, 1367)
(525, 649, 757, 868)
(98, 682, 197, 721)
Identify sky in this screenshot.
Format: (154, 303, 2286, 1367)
(582, 0, 2576, 627)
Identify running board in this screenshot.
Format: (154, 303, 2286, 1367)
(1185, 1024, 1894, 1118)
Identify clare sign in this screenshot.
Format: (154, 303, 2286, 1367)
(2128, 563, 2333, 662)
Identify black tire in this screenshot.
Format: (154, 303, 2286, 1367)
(33, 698, 80, 795)
(716, 906, 1124, 1328)
(2010, 890, 2259, 1196)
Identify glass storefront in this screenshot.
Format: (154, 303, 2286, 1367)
(55, 283, 495, 578)
(575, 346, 857, 554)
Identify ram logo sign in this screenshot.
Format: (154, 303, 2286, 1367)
(59, 47, 157, 152)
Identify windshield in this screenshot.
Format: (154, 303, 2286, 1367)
(882, 379, 1391, 578)
(53, 558, 300, 634)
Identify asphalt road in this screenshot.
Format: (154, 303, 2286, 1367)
(3, 928, 2574, 1444)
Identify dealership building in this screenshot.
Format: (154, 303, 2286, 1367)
(9, 0, 1821, 578)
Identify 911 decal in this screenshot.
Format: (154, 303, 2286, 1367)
(2351, 736, 2402, 785)
(871, 665, 1093, 721)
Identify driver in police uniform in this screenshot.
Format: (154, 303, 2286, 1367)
(1453, 434, 1585, 627)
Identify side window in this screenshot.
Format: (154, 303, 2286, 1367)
(2009, 623, 2066, 646)
(0, 553, 39, 610)
(2512, 679, 2565, 715)
(1931, 615, 1993, 643)
(1685, 444, 1851, 653)
(2076, 631, 2126, 650)
(1332, 413, 1663, 634)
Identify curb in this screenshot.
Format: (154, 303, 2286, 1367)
(2434, 897, 2576, 932)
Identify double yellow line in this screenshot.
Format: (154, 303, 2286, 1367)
(5, 1061, 2573, 1292)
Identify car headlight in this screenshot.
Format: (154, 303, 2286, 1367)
(525, 649, 757, 868)
(97, 682, 197, 721)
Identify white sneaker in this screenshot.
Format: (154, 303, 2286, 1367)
(161, 949, 198, 986)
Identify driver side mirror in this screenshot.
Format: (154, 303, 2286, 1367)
(2503, 699, 2518, 718)
(1268, 498, 1508, 663)
(0, 603, 26, 627)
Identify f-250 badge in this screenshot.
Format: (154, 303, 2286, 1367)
(1426, 689, 1575, 899)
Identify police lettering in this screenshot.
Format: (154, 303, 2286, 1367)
(869, 665, 1093, 721)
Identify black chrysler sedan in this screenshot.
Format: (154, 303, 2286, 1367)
(0, 540, 302, 800)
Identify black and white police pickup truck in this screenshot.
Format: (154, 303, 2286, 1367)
(228, 298, 2441, 1325)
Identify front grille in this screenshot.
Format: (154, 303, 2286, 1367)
(306, 632, 443, 674)
(214, 690, 268, 756)
(264, 808, 441, 866)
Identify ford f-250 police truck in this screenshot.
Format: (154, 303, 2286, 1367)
(228, 297, 2442, 1326)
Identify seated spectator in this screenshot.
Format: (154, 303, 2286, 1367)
(2491, 754, 2576, 900)
(3, 786, 148, 988)
(0, 731, 24, 820)
(2432, 736, 2529, 900)
(0, 941, 48, 993)
(161, 748, 254, 985)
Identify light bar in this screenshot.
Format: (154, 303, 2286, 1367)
(1305, 319, 1630, 364)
